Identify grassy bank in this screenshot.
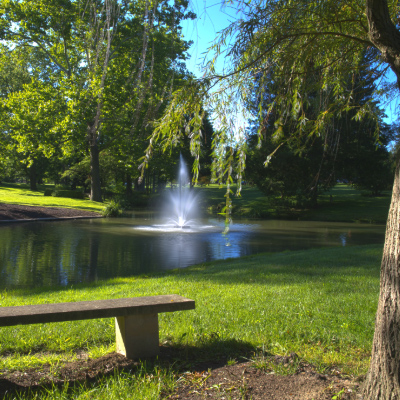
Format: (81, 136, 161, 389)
(0, 182, 391, 223)
(0, 183, 104, 213)
(302, 185, 391, 223)
(0, 244, 381, 399)
(198, 183, 391, 223)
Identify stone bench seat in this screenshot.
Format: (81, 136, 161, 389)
(0, 294, 195, 359)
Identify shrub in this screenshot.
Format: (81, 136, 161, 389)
(102, 200, 122, 217)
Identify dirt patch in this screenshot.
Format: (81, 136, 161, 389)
(169, 353, 360, 400)
(0, 351, 361, 399)
(0, 203, 101, 221)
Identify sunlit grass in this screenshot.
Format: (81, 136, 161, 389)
(0, 183, 103, 213)
(0, 182, 387, 397)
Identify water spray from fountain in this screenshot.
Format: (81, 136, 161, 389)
(134, 155, 217, 233)
(169, 154, 198, 228)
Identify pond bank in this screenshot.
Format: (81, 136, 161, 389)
(0, 203, 102, 221)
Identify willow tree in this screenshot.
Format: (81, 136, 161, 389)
(145, 0, 400, 398)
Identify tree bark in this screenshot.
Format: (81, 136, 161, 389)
(134, 175, 145, 192)
(126, 173, 133, 197)
(363, 158, 400, 399)
(90, 142, 102, 202)
(366, 0, 400, 86)
(362, 1, 400, 398)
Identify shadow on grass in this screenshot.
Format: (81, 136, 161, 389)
(0, 339, 256, 399)
(29, 202, 102, 211)
(159, 337, 257, 370)
(165, 244, 383, 284)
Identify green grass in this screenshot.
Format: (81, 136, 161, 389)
(303, 184, 391, 223)
(196, 183, 391, 223)
(0, 244, 382, 398)
(0, 183, 104, 213)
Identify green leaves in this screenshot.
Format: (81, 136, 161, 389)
(1, 0, 195, 194)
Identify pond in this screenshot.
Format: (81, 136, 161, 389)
(0, 214, 385, 289)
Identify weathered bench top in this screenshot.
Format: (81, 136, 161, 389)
(0, 295, 195, 327)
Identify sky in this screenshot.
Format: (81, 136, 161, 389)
(180, 0, 240, 77)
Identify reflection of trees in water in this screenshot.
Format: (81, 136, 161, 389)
(0, 225, 47, 287)
(0, 224, 84, 287)
(0, 221, 385, 289)
(87, 236, 99, 282)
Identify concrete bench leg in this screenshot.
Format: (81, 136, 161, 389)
(115, 313, 159, 359)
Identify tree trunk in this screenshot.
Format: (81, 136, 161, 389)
(363, 158, 400, 398)
(362, 2, 400, 398)
(146, 173, 150, 194)
(126, 173, 133, 197)
(90, 143, 102, 202)
(135, 173, 145, 191)
(366, 0, 400, 86)
(87, 236, 99, 282)
(152, 171, 156, 193)
(29, 161, 37, 191)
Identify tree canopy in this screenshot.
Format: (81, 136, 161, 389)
(0, 0, 196, 199)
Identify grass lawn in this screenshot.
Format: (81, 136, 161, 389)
(195, 183, 391, 223)
(0, 244, 381, 399)
(0, 183, 104, 213)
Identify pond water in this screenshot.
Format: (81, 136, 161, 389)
(0, 214, 385, 289)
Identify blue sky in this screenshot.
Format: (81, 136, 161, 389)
(181, 1, 240, 77)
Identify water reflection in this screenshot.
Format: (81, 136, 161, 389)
(0, 217, 385, 289)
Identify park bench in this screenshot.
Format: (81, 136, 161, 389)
(0, 294, 195, 359)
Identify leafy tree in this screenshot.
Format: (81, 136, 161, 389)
(0, 44, 32, 183)
(336, 121, 395, 195)
(247, 134, 335, 208)
(0, 0, 194, 200)
(245, 68, 338, 207)
(4, 80, 67, 189)
(145, 1, 400, 397)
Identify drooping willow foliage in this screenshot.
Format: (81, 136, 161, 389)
(142, 0, 397, 218)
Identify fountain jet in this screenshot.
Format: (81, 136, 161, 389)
(167, 155, 198, 229)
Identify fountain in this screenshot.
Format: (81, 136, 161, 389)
(133, 155, 213, 233)
(167, 154, 198, 229)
